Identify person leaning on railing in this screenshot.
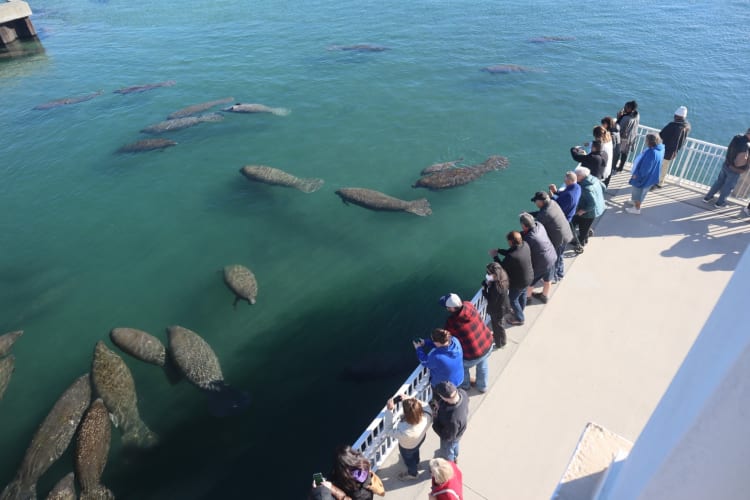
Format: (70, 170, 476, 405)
(703, 128, 750, 208)
(328, 445, 386, 500)
(384, 394, 433, 480)
(413, 328, 464, 389)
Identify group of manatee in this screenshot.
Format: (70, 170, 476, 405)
(0, 321, 250, 500)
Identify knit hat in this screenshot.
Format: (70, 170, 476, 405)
(439, 293, 462, 308)
(435, 381, 458, 399)
(674, 106, 688, 118)
(530, 191, 549, 202)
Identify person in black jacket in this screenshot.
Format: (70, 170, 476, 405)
(482, 262, 510, 349)
(431, 381, 469, 463)
(656, 106, 691, 188)
(490, 231, 533, 326)
(570, 140, 607, 179)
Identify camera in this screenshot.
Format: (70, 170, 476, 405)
(393, 395, 403, 404)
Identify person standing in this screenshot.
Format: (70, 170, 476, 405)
(570, 140, 607, 179)
(601, 116, 620, 186)
(385, 395, 432, 480)
(656, 106, 691, 188)
(593, 125, 614, 183)
(431, 381, 469, 463)
(549, 171, 582, 223)
(703, 129, 750, 207)
(428, 458, 463, 500)
(530, 192, 574, 282)
(571, 166, 606, 251)
(616, 100, 640, 172)
(439, 293, 494, 393)
(481, 262, 510, 349)
(625, 133, 665, 214)
(519, 212, 557, 303)
(491, 231, 533, 326)
(414, 328, 464, 389)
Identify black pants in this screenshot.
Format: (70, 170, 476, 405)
(488, 311, 506, 347)
(572, 215, 595, 247)
(617, 151, 629, 171)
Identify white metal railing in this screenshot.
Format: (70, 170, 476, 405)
(351, 288, 487, 470)
(630, 125, 750, 201)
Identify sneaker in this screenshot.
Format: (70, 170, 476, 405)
(573, 245, 584, 254)
(532, 292, 548, 304)
(702, 197, 713, 204)
(508, 319, 524, 326)
(715, 202, 726, 208)
(398, 472, 419, 481)
(588, 228, 594, 237)
(625, 207, 641, 215)
(743, 206, 750, 217)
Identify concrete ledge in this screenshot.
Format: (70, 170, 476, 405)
(0, 1, 32, 25)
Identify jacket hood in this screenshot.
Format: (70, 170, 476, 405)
(443, 337, 462, 358)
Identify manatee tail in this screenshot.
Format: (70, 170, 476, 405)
(296, 178, 324, 193)
(406, 198, 432, 217)
(0, 479, 35, 500)
(80, 485, 115, 500)
(206, 382, 251, 417)
(270, 107, 291, 116)
(121, 422, 159, 449)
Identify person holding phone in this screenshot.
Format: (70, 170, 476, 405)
(413, 328, 464, 390)
(309, 474, 351, 500)
(328, 445, 385, 499)
(384, 394, 433, 480)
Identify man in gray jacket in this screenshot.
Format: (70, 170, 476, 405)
(519, 212, 557, 304)
(530, 191, 574, 282)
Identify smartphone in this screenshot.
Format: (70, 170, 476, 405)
(313, 472, 324, 486)
(393, 395, 403, 404)
(412, 337, 422, 344)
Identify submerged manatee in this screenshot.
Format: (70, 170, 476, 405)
(110, 328, 166, 367)
(327, 44, 389, 52)
(239, 165, 324, 193)
(529, 35, 576, 43)
(0, 374, 91, 500)
(45, 472, 76, 500)
(113, 80, 175, 94)
(91, 341, 158, 448)
(140, 113, 223, 134)
(335, 188, 432, 216)
(167, 326, 250, 417)
(33, 91, 103, 110)
(481, 64, 537, 74)
(0, 330, 22, 357)
(223, 103, 290, 116)
(75, 399, 114, 500)
(413, 155, 509, 190)
(116, 138, 176, 154)
(167, 97, 234, 120)
(0, 355, 14, 400)
(420, 158, 463, 176)
(222, 265, 258, 307)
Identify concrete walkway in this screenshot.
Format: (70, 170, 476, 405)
(376, 173, 750, 500)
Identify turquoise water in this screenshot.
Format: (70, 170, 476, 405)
(2, 1, 750, 498)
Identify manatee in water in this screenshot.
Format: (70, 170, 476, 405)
(116, 138, 177, 154)
(140, 113, 224, 134)
(239, 165, 324, 193)
(0, 355, 14, 401)
(166, 326, 250, 417)
(110, 327, 182, 384)
(0, 374, 91, 500)
(528, 35, 576, 43)
(113, 80, 176, 94)
(91, 341, 158, 448)
(75, 399, 114, 500)
(481, 64, 537, 74)
(33, 91, 103, 110)
(223, 265, 258, 307)
(0, 330, 22, 357)
(335, 187, 432, 216)
(222, 103, 290, 116)
(167, 96, 234, 120)
(45, 472, 76, 500)
(413, 155, 509, 190)
(327, 44, 389, 52)
(420, 157, 463, 176)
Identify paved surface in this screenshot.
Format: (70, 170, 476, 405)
(377, 173, 750, 500)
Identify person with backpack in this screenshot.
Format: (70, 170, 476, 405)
(703, 129, 750, 207)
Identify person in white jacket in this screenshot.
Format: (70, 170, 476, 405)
(385, 395, 433, 480)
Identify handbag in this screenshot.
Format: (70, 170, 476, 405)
(366, 471, 386, 497)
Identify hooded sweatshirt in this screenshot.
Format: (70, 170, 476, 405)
(629, 143, 665, 188)
(577, 175, 606, 219)
(417, 337, 464, 387)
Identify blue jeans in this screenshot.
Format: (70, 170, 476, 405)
(438, 438, 460, 462)
(508, 288, 527, 322)
(555, 243, 567, 280)
(399, 438, 423, 476)
(705, 164, 741, 206)
(460, 349, 491, 392)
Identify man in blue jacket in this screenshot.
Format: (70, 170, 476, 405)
(549, 171, 582, 223)
(414, 328, 464, 390)
(626, 133, 665, 215)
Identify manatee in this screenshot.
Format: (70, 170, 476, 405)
(140, 113, 223, 134)
(34, 91, 103, 110)
(166, 326, 250, 417)
(109, 328, 166, 367)
(223, 265, 258, 307)
(0, 330, 23, 357)
(223, 103, 290, 116)
(46, 472, 76, 500)
(481, 64, 536, 74)
(75, 399, 114, 500)
(239, 165, 324, 193)
(327, 44, 389, 52)
(0, 355, 14, 401)
(420, 158, 463, 176)
(0, 374, 91, 500)
(91, 341, 158, 448)
(113, 80, 176, 94)
(116, 138, 176, 154)
(167, 97, 234, 120)
(335, 188, 432, 216)
(529, 35, 576, 43)
(413, 155, 509, 190)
